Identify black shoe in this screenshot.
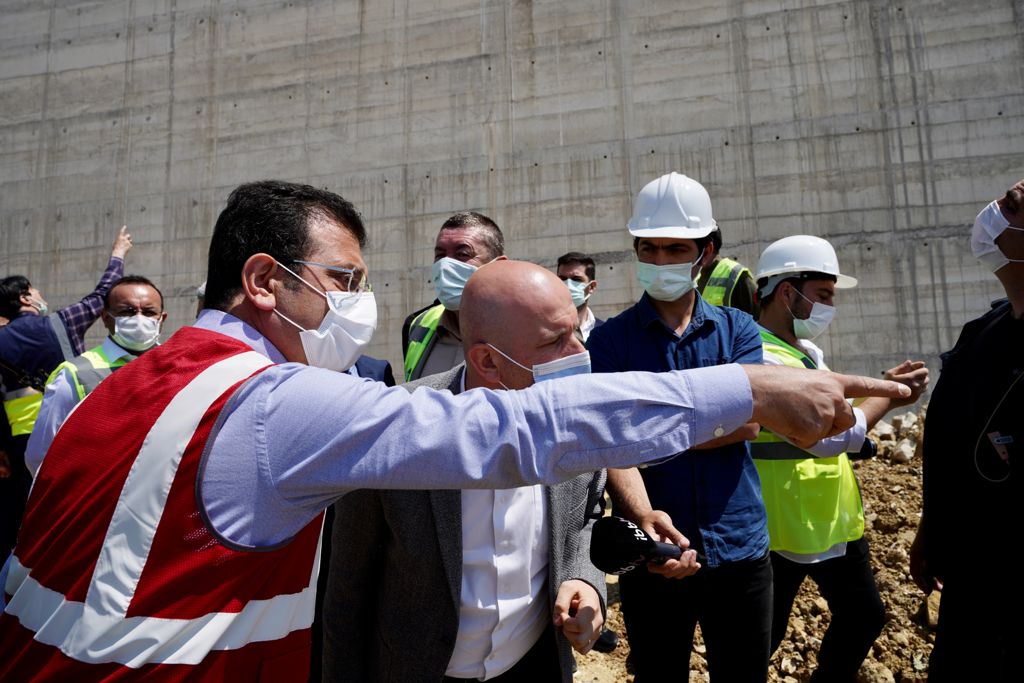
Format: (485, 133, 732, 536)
(591, 628, 619, 653)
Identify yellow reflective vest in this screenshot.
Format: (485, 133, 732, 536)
(3, 387, 42, 437)
(45, 343, 136, 403)
(403, 304, 445, 381)
(751, 329, 864, 554)
(701, 258, 751, 307)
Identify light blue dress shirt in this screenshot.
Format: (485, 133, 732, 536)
(185, 310, 755, 549)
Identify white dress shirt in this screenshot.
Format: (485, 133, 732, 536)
(579, 307, 597, 342)
(447, 374, 551, 679)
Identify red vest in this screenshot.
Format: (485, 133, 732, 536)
(0, 327, 324, 681)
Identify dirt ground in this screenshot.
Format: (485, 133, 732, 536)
(575, 410, 934, 683)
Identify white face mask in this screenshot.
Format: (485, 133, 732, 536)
(565, 278, 590, 308)
(486, 343, 592, 386)
(972, 200, 1024, 272)
(787, 288, 835, 340)
(112, 314, 161, 352)
(274, 262, 378, 372)
(634, 254, 702, 302)
(432, 257, 478, 311)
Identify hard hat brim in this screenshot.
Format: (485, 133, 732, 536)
(628, 225, 717, 240)
(756, 269, 859, 288)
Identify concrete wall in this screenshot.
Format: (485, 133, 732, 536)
(1, 0, 1020, 377)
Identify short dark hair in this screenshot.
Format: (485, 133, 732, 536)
(105, 275, 164, 310)
(204, 180, 366, 311)
(439, 211, 504, 260)
(709, 228, 722, 253)
(757, 271, 837, 306)
(631, 235, 714, 255)
(557, 252, 596, 281)
(0, 275, 31, 319)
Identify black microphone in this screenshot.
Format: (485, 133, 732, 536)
(590, 515, 695, 575)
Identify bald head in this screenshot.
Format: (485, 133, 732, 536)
(461, 260, 584, 390)
(460, 261, 570, 343)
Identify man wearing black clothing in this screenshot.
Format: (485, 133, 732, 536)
(911, 181, 1024, 681)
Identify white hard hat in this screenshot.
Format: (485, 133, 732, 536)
(755, 235, 857, 295)
(628, 172, 717, 239)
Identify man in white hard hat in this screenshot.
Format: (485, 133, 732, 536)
(588, 172, 771, 681)
(910, 180, 1024, 682)
(753, 235, 929, 680)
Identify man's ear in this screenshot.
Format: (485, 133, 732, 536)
(157, 311, 169, 330)
(778, 280, 796, 306)
(585, 279, 598, 296)
(100, 309, 116, 334)
(240, 254, 281, 312)
(466, 343, 502, 385)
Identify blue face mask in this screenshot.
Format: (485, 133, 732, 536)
(432, 257, 479, 311)
(486, 344, 592, 385)
(564, 278, 590, 308)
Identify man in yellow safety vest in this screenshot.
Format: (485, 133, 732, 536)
(402, 212, 506, 381)
(753, 235, 928, 681)
(25, 275, 167, 477)
(697, 228, 758, 317)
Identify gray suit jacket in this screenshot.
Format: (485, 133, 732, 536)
(323, 364, 607, 682)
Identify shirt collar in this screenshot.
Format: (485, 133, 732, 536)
(637, 292, 714, 338)
(193, 309, 287, 363)
(580, 306, 596, 335)
(101, 336, 140, 362)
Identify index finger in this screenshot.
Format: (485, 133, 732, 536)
(838, 374, 911, 400)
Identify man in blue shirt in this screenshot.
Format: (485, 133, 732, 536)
(588, 173, 769, 681)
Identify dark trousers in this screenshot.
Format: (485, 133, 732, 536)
(0, 435, 30, 557)
(619, 553, 773, 682)
(928, 570, 1018, 682)
(770, 537, 886, 682)
(443, 623, 560, 683)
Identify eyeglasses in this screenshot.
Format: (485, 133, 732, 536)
(291, 260, 372, 294)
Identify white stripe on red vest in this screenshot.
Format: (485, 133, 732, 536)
(1, 328, 324, 677)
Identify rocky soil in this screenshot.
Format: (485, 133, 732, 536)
(576, 409, 935, 683)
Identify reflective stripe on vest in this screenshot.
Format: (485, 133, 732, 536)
(751, 328, 864, 554)
(701, 258, 751, 307)
(45, 344, 136, 402)
(403, 304, 445, 381)
(0, 329, 324, 676)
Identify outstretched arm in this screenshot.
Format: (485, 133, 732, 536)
(57, 226, 133, 351)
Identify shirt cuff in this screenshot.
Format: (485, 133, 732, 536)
(847, 407, 868, 453)
(679, 363, 754, 445)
